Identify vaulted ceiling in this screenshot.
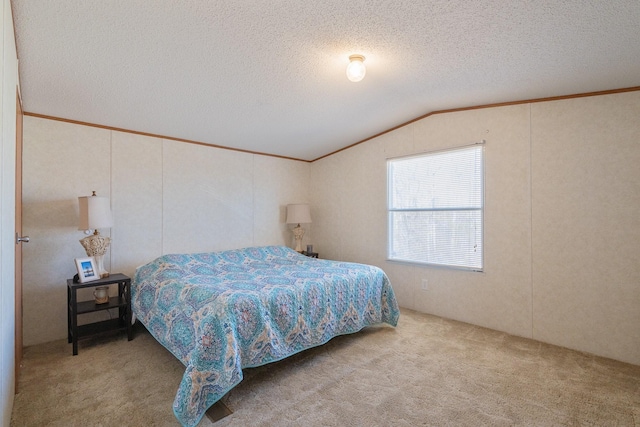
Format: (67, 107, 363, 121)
(11, 1, 640, 161)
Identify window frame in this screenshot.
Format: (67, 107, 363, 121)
(386, 143, 485, 272)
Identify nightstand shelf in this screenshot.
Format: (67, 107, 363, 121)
(77, 318, 125, 337)
(76, 296, 126, 314)
(67, 273, 133, 355)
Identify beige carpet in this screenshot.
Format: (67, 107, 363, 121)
(11, 308, 640, 426)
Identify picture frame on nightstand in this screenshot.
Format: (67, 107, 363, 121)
(74, 257, 99, 283)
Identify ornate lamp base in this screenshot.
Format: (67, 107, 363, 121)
(293, 224, 305, 252)
(80, 232, 111, 278)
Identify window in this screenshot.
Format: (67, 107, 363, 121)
(387, 144, 484, 271)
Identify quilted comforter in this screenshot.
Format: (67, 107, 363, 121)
(132, 245, 400, 427)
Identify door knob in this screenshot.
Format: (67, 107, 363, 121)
(16, 233, 30, 244)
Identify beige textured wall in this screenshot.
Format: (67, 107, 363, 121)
(21, 92, 640, 365)
(530, 93, 640, 364)
(311, 104, 534, 339)
(22, 119, 112, 346)
(22, 116, 311, 346)
(311, 91, 640, 365)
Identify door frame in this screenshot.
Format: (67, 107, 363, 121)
(15, 88, 23, 392)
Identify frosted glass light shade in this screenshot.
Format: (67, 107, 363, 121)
(346, 54, 366, 82)
(286, 204, 311, 224)
(78, 193, 113, 230)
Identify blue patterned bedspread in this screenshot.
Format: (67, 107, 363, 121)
(132, 245, 399, 427)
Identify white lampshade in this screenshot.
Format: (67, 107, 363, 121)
(286, 204, 311, 224)
(346, 54, 366, 82)
(78, 192, 113, 230)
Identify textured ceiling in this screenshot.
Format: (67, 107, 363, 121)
(11, 1, 640, 161)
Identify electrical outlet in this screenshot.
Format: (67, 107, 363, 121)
(421, 279, 429, 291)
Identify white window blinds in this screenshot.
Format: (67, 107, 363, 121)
(387, 144, 484, 271)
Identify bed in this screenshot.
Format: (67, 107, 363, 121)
(132, 245, 400, 427)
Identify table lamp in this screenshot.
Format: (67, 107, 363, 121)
(78, 191, 113, 278)
(286, 204, 311, 252)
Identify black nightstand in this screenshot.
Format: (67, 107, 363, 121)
(67, 273, 133, 355)
(302, 251, 318, 258)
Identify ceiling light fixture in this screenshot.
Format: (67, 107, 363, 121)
(346, 54, 366, 82)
